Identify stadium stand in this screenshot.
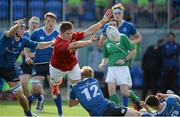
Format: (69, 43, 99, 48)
(46, 0, 62, 20)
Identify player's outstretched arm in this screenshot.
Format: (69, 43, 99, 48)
(68, 35, 97, 50)
(132, 32, 142, 44)
(83, 9, 112, 37)
(98, 34, 107, 48)
(68, 99, 80, 107)
(6, 18, 25, 38)
(36, 40, 54, 49)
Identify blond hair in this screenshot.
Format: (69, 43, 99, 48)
(81, 66, 94, 78)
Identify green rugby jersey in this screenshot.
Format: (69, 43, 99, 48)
(103, 34, 135, 66)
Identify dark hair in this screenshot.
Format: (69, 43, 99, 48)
(59, 21, 73, 33)
(168, 32, 175, 38)
(145, 95, 160, 107)
(109, 18, 119, 26)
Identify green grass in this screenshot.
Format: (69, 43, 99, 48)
(0, 100, 89, 116)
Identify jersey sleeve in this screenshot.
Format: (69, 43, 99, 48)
(122, 35, 135, 51)
(24, 37, 38, 48)
(30, 30, 37, 41)
(72, 32, 84, 41)
(1, 32, 11, 40)
(166, 96, 179, 105)
(70, 88, 76, 100)
(102, 23, 108, 37)
(129, 23, 137, 36)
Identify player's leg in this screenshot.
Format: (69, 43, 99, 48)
(19, 63, 34, 108)
(102, 101, 140, 116)
(108, 83, 119, 104)
(115, 66, 141, 109)
(49, 64, 64, 116)
(0, 67, 32, 116)
(32, 64, 48, 114)
(32, 75, 45, 114)
(106, 67, 119, 105)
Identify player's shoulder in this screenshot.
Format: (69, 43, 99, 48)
(123, 20, 134, 26)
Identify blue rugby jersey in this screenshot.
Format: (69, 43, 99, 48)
(102, 20, 137, 38)
(154, 96, 180, 116)
(70, 78, 108, 116)
(30, 27, 58, 64)
(0, 33, 38, 68)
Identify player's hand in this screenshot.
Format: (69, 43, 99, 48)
(26, 57, 33, 65)
(90, 35, 98, 43)
(99, 63, 105, 71)
(116, 59, 125, 65)
(156, 93, 164, 98)
(14, 18, 26, 27)
(103, 9, 112, 22)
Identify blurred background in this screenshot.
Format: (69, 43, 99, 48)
(0, 0, 179, 101)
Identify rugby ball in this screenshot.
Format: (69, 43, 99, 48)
(106, 26, 120, 43)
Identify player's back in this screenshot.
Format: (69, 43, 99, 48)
(71, 78, 108, 116)
(155, 96, 180, 116)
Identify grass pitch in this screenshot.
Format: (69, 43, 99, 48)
(0, 100, 89, 116)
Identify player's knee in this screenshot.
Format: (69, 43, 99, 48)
(11, 83, 23, 94)
(51, 85, 60, 97)
(32, 79, 42, 86)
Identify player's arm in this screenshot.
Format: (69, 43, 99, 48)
(99, 58, 108, 71)
(156, 93, 180, 102)
(36, 40, 54, 49)
(131, 32, 142, 44)
(83, 9, 112, 37)
(24, 48, 34, 64)
(98, 34, 106, 48)
(6, 19, 25, 38)
(140, 101, 153, 113)
(68, 35, 97, 50)
(68, 99, 80, 107)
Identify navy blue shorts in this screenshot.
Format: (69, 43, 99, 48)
(0, 67, 20, 82)
(20, 62, 33, 75)
(33, 63, 49, 77)
(102, 102, 127, 116)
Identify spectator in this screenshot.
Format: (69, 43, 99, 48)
(66, 0, 83, 27)
(141, 39, 164, 100)
(161, 32, 180, 94)
(95, 0, 110, 20)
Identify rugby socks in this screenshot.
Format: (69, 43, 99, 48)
(110, 94, 119, 105)
(35, 94, 43, 102)
(27, 95, 34, 109)
(129, 90, 139, 102)
(53, 94, 63, 116)
(24, 109, 32, 116)
(122, 96, 128, 107)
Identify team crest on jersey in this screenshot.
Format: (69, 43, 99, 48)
(122, 28, 127, 32)
(40, 36, 45, 40)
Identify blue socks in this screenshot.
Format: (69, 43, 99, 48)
(24, 110, 32, 116)
(27, 95, 34, 103)
(53, 94, 63, 116)
(122, 96, 128, 107)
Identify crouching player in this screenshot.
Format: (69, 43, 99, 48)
(69, 66, 140, 116)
